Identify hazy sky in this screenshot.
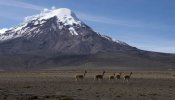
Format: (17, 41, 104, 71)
(0, 0, 175, 53)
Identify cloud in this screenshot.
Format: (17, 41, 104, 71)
(77, 12, 132, 27)
(51, 6, 56, 10)
(77, 12, 175, 32)
(77, 12, 149, 28)
(0, 0, 44, 10)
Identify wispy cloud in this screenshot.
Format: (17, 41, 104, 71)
(0, 0, 44, 10)
(77, 12, 174, 32)
(77, 12, 136, 27)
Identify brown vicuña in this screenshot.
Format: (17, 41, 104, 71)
(75, 70, 87, 81)
(116, 72, 122, 80)
(123, 72, 133, 82)
(109, 73, 115, 80)
(94, 71, 105, 80)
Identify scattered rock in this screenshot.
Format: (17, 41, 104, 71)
(116, 95, 121, 98)
(44, 95, 51, 98)
(77, 88, 82, 91)
(23, 86, 31, 89)
(139, 93, 146, 96)
(148, 93, 158, 96)
(169, 86, 173, 88)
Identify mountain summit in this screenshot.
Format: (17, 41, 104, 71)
(0, 8, 175, 70)
(0, 8, 82, 41)
(24, 8, 82, 27)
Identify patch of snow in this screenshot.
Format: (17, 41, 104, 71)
(0, 34, 13, 41)
(40, 20, 46, 24)
(100, 34, 128, 46)
(0, 31, 22, 41)
(58, 25, 63, 30)
(69, 27, 78, 35)
(112, 39, 128, 46)
(101, 35, 112, 41)
(34, 20, 39, 25)
(13, 23, 27, 32)
(0, 28, 8, 35)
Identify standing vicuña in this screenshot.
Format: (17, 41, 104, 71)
(123, 72, 133, 82)
(109, 73, 115, 80)
(116, 72, 122, 80)
(94, 71, 106, 80)
(75, 70, 87, 81)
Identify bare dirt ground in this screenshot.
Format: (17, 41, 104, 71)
(0, 69, 175, 100)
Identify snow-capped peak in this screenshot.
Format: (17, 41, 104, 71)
(0, 8, 83, 41)
(0, 7, 127, 47)
(25, 8, 82, 26)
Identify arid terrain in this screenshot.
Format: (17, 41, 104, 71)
(0, 69, 175, 100)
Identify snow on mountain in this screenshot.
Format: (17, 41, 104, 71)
(98, 33, 128, 46)
(0, 8, 82, 42)
(0, 7, 126, 46)
(24, 8, 82, 26)
(0, 28, 8, 35)
(0, 23, 28, 41)
(69, 27, 79, 35)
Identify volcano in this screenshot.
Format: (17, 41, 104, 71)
(0, 8, 174, 70)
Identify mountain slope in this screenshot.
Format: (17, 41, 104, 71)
(0, 8, 175, 70)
